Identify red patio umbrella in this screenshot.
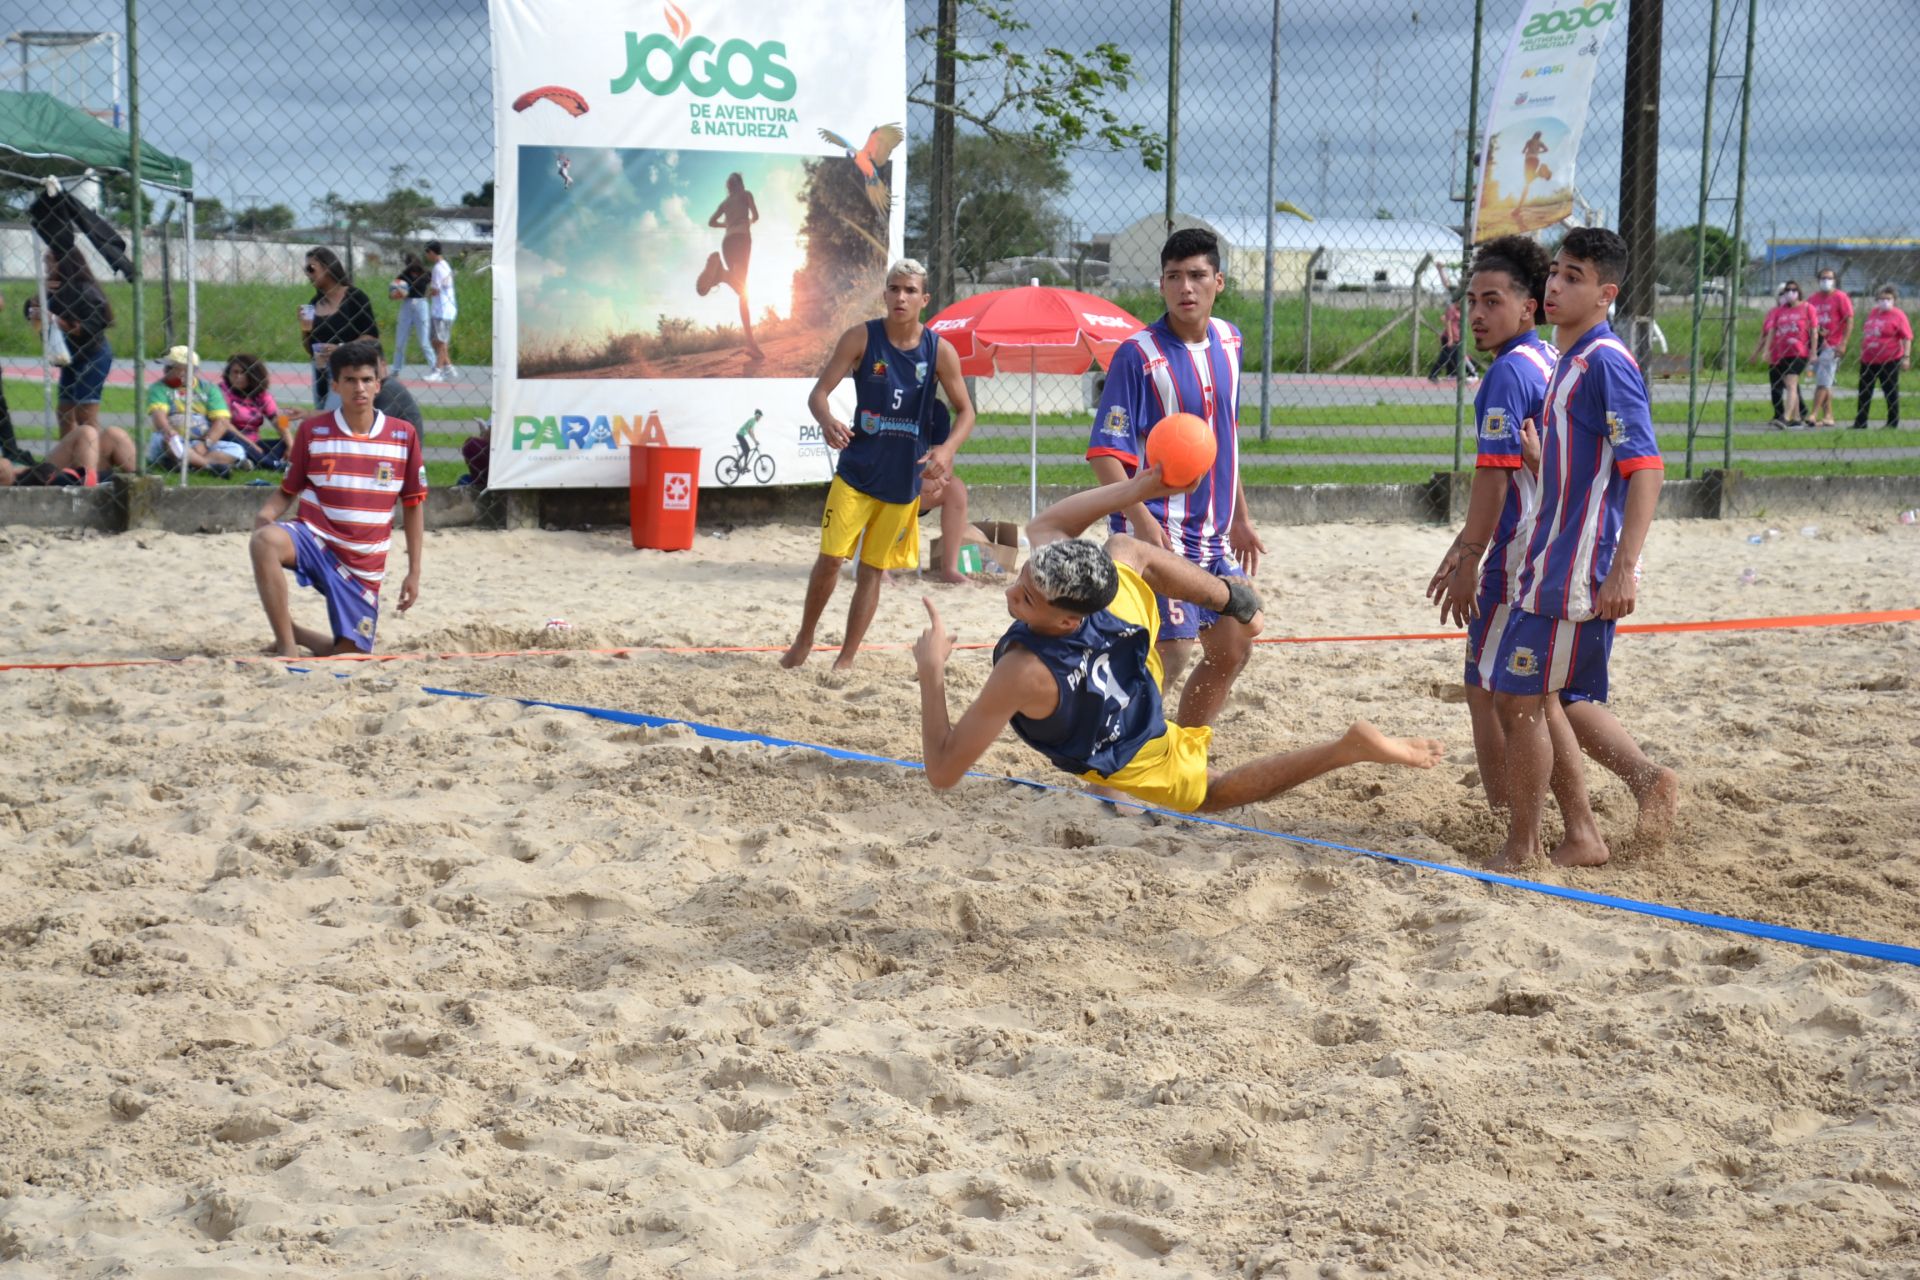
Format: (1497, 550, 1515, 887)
(926, 281, 1144, 516)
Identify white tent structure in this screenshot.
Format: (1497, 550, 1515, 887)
(1109, 211, 1461, 293)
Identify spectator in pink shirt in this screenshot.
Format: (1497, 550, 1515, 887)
(1853, 285, 1912, 430)
(1805, 267, 1854, 427)
(1754, 280, 1817, 428)
(217, 353, 288, 469)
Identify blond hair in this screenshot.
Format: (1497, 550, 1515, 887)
(885, 258, 928, 287)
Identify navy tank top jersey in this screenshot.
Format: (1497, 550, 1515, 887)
(994, 610, 1163, 778)
(837, 319, 941, 505)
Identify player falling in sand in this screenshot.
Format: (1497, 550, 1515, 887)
(247, 340, 426, 658)
(1426, 235, 1677, 860)
(913, 467, 1443, 813)
(782, 259, 975, 670)
(697, 172, 764, 362)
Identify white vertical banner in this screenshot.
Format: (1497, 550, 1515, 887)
(1471, 0, 1623, 243)
(488, 0, 906, 488)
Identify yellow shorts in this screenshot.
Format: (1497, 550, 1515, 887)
(1074, 562, 1211, 812)
(821, 475, 919, 570)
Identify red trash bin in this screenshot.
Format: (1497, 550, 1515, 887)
(630, 445, 701, 551)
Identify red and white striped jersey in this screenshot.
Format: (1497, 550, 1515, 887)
(279, 410, 428, 591)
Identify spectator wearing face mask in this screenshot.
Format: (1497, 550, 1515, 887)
(1755, 281, 1817, 429)
(1853, 286, 1912, 431)
(1805, 268, 1854, 427)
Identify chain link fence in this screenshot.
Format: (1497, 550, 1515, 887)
(1, 0, 1915, 513)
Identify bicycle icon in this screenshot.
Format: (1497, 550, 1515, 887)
(715, 441, 776, 486)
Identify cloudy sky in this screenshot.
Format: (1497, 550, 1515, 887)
(16, 0, 1912, 255)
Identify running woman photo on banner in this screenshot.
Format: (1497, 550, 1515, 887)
(489, 0, 906, 489)
(1471, 0, 1622, 241)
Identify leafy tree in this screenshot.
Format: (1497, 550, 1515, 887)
(912, 1, 1163, 168)
(907, 131, 1070, 280)
(792, 157, 890, 328)
(231, 203, 296, 234)
(1655, 224, 1747, 292)
(321, 167, 437, 249)
(459, 179, 495, 209)
(193, 196, 230, 232)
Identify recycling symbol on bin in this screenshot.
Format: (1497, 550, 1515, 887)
(663, 472, 693, 510)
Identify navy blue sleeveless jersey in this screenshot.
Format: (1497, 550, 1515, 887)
(838, 319, 940, 504)
(994, 604, 1165, 778)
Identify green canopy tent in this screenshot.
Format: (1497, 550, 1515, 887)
(0, 89, 191, 187)
(0, 89, 194, 478)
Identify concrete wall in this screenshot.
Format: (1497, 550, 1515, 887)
(3, 471, 1909, 538)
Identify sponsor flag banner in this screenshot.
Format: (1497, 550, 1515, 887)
(1471, 0, 1622, 243)
(488, 0, 906, 488)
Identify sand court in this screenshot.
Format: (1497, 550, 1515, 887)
(1, 516, 1917, 1275)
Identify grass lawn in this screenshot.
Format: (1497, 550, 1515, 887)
(0, 270, 492, 368)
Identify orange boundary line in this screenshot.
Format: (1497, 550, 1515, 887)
(1, 608, 1914, 674)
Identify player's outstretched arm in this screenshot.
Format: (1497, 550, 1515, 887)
(1026, 465, 1189, 549)
(914, 598, 1051, 789)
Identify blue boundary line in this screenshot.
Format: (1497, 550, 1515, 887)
(319, 672, 1920, 970)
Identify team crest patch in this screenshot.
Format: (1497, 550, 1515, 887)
(1506, 646, 1539, 677)
(1482, 408, 1510, 439)
(376, 462, 395, 483)
(356, 617, 375, 638)
(1605, 412, 1624, 445)
(914, 361, 928, 384)
(1102, 405, 1129, 437)
(872, 360, 887, 377)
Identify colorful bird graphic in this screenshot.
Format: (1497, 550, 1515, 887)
(818, 124, 904, 214)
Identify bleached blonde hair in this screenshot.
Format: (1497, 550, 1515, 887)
(885, 258, 929, 287)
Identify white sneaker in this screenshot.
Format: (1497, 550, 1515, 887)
(443, 365, 460, 380)
(422, 368, 447, 383)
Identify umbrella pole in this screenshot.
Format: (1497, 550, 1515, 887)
(1028, 349, 1039, 521)
(182, 197, 197, 489)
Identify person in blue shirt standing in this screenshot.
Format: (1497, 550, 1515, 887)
(1426, 234, 1556, 810)
(1492, 228, 1676, 872)
(1085, 227, 1265, 730)
(782, 259, 975, 670)
(912, 466, 1442, 811)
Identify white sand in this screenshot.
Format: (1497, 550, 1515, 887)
(1, 515, 1917, 1277)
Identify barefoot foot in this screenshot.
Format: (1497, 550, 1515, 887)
(779, 638, 812, 669)
(1342, 721, 1447, 769)
(1627, 766, 1679, 854)
(1487, 838, 1538, 874)
(1549, 829, 1611, 868)
(936, 570, 970, 585)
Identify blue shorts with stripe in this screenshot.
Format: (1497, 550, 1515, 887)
(1463, 577, 1514, 690)
(1489, 607, 1614, 703)
(1156, 555, 1245, 642)
(282, 520, 382, 653)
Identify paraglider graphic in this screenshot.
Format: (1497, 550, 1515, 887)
(512, 85, 589, 117)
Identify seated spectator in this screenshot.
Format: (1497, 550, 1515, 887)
(0, 420, 133, 486)
(0, 286, 34, 466)
(459, 418, 490, 489)
(219, 352, 287, 468)
(919, 398, 973, 584)
(145, 346, 248, 474)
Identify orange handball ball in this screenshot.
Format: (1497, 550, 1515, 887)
(1144, 412, 1217, 488)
